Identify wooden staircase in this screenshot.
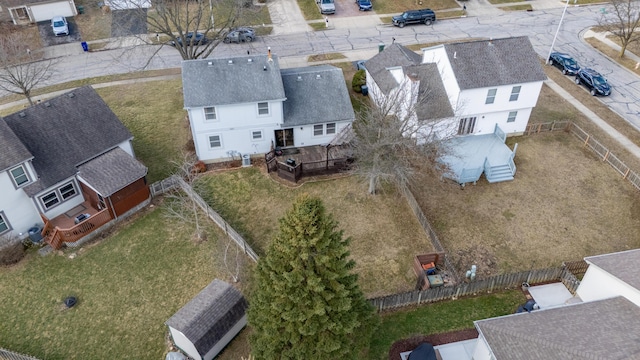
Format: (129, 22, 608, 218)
(486, 163, 515, 183)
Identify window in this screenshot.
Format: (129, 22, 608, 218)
(0, 212, 10, 234)
(314, 123, 336, 136)
(251, 130, 263, 141)
(485, 89, 497, 104)
(509, 86, 521, 102)
(257, 102, 269, 116)
(326, 123, 336, 135)
(209, 135, 222, 148)
(204, 107, 217, 121)
(507, 111, 517, 123)
(41, 191, 60, 210)
(10, 165, 29, 187)
(59, 182, 77, 200)
(313, 125, 324, 136)
(457, 117, 476, 135)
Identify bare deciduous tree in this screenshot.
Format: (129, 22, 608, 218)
(0, 32, 57, 105)
(217, 233, 243, 282)
(598, 0, 640, 58)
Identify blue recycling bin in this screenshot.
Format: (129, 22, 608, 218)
(81, 41, 88, 52)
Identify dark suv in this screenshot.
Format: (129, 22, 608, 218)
(575, 68, 611, 96)
(392, 9, 436, 27)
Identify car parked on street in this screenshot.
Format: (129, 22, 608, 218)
(392, 9, 435, 27)
(224, 27, 255, 43)
(575, 68, 611, 96)
(356, 0, 372, 11)
(548, 52, 580, 75)
(318, 0, 335, 15)
(170, 32, 208, 47)
(51, 16, 69, 36)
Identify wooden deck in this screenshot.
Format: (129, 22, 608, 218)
(46, 200, 101, 229)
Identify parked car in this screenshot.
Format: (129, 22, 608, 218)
(356, 0, 372, 11)
(575, 68, 611, 96)
(392, 9, 436, 28)
(548, 52, 580, 75)
(318, 0, 335, 15)
(51, 16, 69, 36)
(224, 27, 255, 43)
(171, 32, 208, 47)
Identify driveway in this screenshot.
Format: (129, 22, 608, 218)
(334, 0, 375, 17)
(111, 9, 148, 37)
(37, 19, 82, 46)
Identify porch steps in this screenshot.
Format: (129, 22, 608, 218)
(486, 164, 514, 183)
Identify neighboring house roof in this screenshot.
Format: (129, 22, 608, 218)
(77, 147, 147, 196)
(475, 296, 640, 359)
(0, 118, 32, 172)
(3, 86, 133, 196)
(365, 43, 422, 94)
(281, 65, 355, 126)
(3, 0, 60, 7)
(442, 36, 547, 90)
(181, 55, 286, 108)
(405, 63, 454, 121)
(166, 279, 248, 356)
(585, 248, 640, 291)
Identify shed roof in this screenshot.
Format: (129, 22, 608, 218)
(585, 248, 640, 291)
(0, 118, 32, 172)
(281, 65, 355, 126)
(77, 147, 147, 196)
(3, 86, 133, 196)
(475, 296, 640, 359)
(166, 279, 248, 356)
(365, 43, 422, 94)
(181, 55, 286, 108)
(441, 37, 547, 90)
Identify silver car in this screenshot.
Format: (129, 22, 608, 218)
(51, 16, 69, 36)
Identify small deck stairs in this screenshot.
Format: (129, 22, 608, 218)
(486, 164, 514, 183)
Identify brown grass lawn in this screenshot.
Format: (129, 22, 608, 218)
(374, 0, 460, 14)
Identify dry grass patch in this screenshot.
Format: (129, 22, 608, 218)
(585, 36, 640, 75)
(499, 4, 532, 10)
(308, 52, 347, 62)
(74, 6, 112, 41)
(374, 0, 460, 13)
(199, 169, 433, 297)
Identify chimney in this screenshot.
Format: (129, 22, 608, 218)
(267, 47, 273, 62)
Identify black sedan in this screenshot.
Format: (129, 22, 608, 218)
(548, 52, 580, 75)
(170, 32, 208, 47)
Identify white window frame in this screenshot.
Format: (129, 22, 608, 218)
(204, 107, 217, 121)
(39, 181, 79, 211)
(485, 89, 497, 104)
(509, 86, 521, 102)
(40, 191, 60, 210)
(507, 111, 517, 123)
(251, 130, 263, 141)
(257, 102, 269, 116)
(313, 124, 324, 136)
(0, 211, 10, 235)
(326, 123, 336, 135)
(208, 134, 222, 149)
(59, 182, 77, 200)
(9, 164, 29, 188)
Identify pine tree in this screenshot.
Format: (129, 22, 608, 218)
(247, 194, 377, 359)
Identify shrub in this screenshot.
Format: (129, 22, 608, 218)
(0, 234, 25, 266)
(352, 69, 366, 93)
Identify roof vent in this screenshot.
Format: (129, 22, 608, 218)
(18, 112, 26, 118)
(248, 58, 253, 63)
(454, 51, 457, 59)
(207, 61, 213, 66)
(44, 102, 51, 107)
(263, 65, 267, 71)
(297, 76, 302, 81)
(316, 74, 321, 79)
(67, 92, 75, 98)
(228, 60, 233, 64)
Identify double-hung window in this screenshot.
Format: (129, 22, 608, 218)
(509, 86, 521, 102)
(257, 102, 269, 116)
(10, 165, 29, 187)
(251, 130, 263, 141)
(313, 123, 337, 136)
(507, 111, 517, 123)
(313, 125, 324, 136)
(485, 89, 497, 104)
(209, 135, 222, 148)
(41, 191, 60, 210)
(0, 212, 10, 234)
(204, 107, 217, 121)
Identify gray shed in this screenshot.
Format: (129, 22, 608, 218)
(166, 279, 248, 360)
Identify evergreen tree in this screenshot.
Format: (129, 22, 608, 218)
(247, 194, 377, 359)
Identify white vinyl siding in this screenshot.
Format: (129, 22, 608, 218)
(0, 212, 9, 234)
(509, 86, 521, 102)
(257, 102, 269, 116)
(204, 107, 217, 121)
(209, 135, 222, 148)
(10, 165, 29, 187)
(507, 111, 517, 123)
(485, 88, 497, 104)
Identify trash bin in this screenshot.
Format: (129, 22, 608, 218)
(361, 85, 369, 96)
(76, 5, 84, 14)
(81, 41, 89, 52)
(378, 43, 385, 53)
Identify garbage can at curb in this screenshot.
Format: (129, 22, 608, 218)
(81, 41, 89, 52)
(76, 5, 84, 14)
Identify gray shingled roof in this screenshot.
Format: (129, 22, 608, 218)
(475, 297, 640, 360)
(365, 43, 422, 95)
(166, 279, 248, 356)
(405, 63, 454, 121)
(3, 86, 133, 196)
(182, 55, 286, 108)
(585, 249, 640, 292)
(0, 118, 32, 172)
(77, 147, 147, 196)
(443, 37, 547, 90)
(281, 65, 355, 126)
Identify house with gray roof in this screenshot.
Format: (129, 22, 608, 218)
(364, 37, 546, 185)
(181, 53, 355, 162)
(0, 86, 149, 249)
(577, 248, 640, 307)
(166, 279, 248, 360)
(1, 0, 77, 25)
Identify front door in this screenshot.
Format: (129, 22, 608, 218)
(275, 128, 294, 147)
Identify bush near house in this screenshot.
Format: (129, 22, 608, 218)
(352, 69, 366, 93)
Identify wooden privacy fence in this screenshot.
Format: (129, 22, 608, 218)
(149, 176, 259, 263)
(0, 348, 40, 360)
(368, 265, 581, 312)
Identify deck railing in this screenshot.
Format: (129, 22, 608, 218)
(43, 209, 112, 249)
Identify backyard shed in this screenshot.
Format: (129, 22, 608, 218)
(166, 279, 248, 360)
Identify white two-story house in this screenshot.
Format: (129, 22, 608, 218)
(364, 37, 547, 185)
(181, 53, 355, 162)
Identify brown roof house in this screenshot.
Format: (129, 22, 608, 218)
(1, 0, 77, 25)
(166, 279, 248, 360)
(0, 86, 149, 249)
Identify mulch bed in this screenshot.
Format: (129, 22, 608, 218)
(388, 329, 479, 360)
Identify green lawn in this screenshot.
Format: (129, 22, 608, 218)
(297, 0, 324, 20)
(0, 206, 244, 360)
(368, 290, 524, 359)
